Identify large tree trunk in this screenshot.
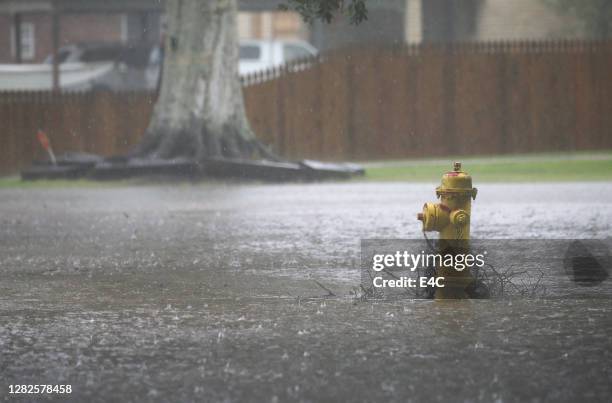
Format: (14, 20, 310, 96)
(134, 0, 271, 161)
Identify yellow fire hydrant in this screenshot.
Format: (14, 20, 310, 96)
(417, 162, 477, 298)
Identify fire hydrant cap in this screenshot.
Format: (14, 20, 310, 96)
(436, 162, 477, 199)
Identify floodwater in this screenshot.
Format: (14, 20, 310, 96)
(1, 182, 611, 402)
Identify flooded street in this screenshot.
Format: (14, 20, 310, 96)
(1, 182, 611, 402)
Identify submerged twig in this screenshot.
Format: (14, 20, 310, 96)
(312, 279, 336, 297)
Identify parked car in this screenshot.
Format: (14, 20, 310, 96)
(238, 40, 318, 75)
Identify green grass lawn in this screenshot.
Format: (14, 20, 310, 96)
(0, 176, 220, 189)
(363, 152, 612, 182)
(1, 152, 611, 187)
(0, 177, 131, 189)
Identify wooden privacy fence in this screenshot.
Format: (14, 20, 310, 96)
(0, 91, 155, 175)
(245, 40, 612, 161)
(2, 40, 612, 175)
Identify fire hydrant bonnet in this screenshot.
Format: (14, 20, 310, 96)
(436, 162, 478, 200)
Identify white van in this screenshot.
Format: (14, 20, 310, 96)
(238, 40, 318, 75)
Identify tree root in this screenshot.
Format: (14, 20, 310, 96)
(128, 126, 282, 163)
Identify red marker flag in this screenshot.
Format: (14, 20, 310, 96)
(37, 130, 50, 150)
(36, 130, 56, 165)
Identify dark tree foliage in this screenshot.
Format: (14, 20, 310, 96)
(279, 0, 369, 25)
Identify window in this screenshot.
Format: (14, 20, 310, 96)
(55, 49, 71, 64)
(81, 47, 122, 63)
(45, 49, 71, 64)
(239, 45, 261, 60)
(283, 44, 314, 62)
(15, 22, 36, 61)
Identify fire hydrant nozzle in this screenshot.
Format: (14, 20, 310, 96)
(417, 162, 477, 298)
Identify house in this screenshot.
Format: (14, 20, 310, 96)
(474, 0, 583, 40)
(311, 0, 596, 51)
(0, 0, 306, 64)
(0, 0, 165, 64)
(0, 0, 600, 65)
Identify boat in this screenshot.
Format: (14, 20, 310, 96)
(0, 62, 114, 91)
